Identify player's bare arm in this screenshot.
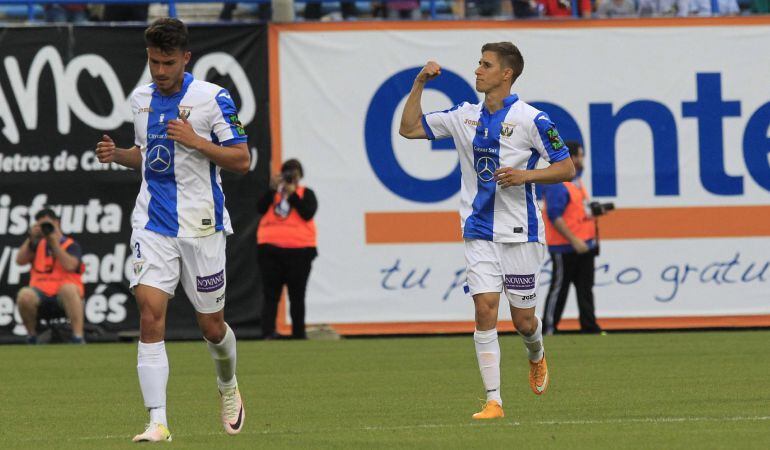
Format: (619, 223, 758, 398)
(96, 135, 142, 170)
(494, 158, 575, 188)
(166, 117, 250, 174)
(399, 61, 442, 139)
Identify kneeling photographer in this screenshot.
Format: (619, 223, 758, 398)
(15, 208, 86, 344)
(256, 159, 318, 340)
(542, 142, 613, 335)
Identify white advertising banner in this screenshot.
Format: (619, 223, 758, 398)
(272, 20, 770, 329)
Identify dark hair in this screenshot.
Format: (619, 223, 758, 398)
(281, 159, 304, 178)
(481, 42, 524, 83)
(565, 140, 583, 157)
(145, 18, 189, 53)
(34, 207, 59, 222)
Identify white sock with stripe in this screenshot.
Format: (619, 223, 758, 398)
(137, 341, 169, 428)
(474, 328, 502, 405)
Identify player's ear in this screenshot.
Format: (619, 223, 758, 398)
(183, 51, 191, 66)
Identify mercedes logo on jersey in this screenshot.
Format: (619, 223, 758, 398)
(475, 156, 498, 182)
(147, 145, 172, 172)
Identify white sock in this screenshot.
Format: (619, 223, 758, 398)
(137, 341, 169, 427)
(519, 316, 544, 362)
(474, 328, 502, 405)
(206, 323, 238, 390)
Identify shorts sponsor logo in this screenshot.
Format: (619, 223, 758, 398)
(504, 274, 535, 290)
(216, 294, 225, 304)
(197, 270, 225, 293)
(521, 293, 537, 301)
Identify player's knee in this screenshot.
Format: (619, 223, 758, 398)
(512, 313, 537, 335)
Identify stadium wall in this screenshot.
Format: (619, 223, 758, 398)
(270, 17, 770, 334)
(0, 24, 271, 342)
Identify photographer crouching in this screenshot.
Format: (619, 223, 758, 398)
(541, 142, 613, 335)
(15, 208, 86, 344)
(256, 159, 318, 340)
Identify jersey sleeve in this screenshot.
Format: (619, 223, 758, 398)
(543, 184, 570, 220)
(422, 102, 466, 140)
(130, 94, 144, 148)
(529, 112, 569, 163)
(210, 88, 248, 146)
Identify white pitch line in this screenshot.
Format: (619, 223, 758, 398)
(17, 415, 770, 443)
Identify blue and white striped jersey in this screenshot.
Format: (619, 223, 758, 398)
(422, 94, 568, 243)
(130, 73, 247, 238)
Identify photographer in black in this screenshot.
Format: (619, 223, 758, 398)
(541, 142, 612, 335)
(256, 159, 318, 339)
(15, 208, 86, 344)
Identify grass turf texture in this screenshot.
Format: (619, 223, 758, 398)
(0, 331, 768, 449)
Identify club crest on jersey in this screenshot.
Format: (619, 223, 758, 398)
(500, 122, 515, 138)
(178, 106, 192, 120)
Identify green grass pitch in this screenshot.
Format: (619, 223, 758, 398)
(1, 331, 768, 449)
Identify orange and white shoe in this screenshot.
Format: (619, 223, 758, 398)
(529, 354, 549, 395)
(132, 423, 172, 442)
(472, 400, 504, 419)
(220, 386, 245, 435)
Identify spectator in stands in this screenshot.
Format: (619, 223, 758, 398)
(638, 0, 688, 16)
(44, 4, 88, 22)
(689, 0, 740, 14)
(538, 0, 591, 16)
(385, 0, 422, 18)
(596, 0, 637, 16)
(541, 142, 603, 335)
(102, 4, 149, 22)
(304, 1, 358, 20)
(220, 2, 271, 21)
(512, 0, 543, 17)
(257, 159, 318, 340)
(15, 208, 86, 344)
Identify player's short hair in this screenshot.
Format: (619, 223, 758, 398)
(282, 159, 304, 178)
(481, 42, 524, 83)
(565, 140, 583, 157)
(145, 18, 189, 53)
(35, 207, 59, 222)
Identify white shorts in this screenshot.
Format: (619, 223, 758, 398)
(464, 239, 546, 309)
(129, 228, 227, 314)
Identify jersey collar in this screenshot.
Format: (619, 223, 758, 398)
(151, 72, 194, 97)
(481, 94, 519, 114)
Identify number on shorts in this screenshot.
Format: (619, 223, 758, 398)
(135, 242, 142, 258)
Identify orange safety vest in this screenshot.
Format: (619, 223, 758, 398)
(543, 180, 596, 247)
(30, 237, 85, 298)
(257, 185, 317, 248)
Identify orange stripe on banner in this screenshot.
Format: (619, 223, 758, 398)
(365, 206, 770, 244)
(327, 315, 770, 336)
(268, 25, 284, 175)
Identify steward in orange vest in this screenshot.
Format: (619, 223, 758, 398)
(256, 159, 318, 340)
(15, 208, 86, 344)
(541, 142, 602, 335)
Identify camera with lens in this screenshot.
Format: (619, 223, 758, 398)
(40, 222, 55, 236)
(589, 201, 615, 217)
(281, 169, 298, 184)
